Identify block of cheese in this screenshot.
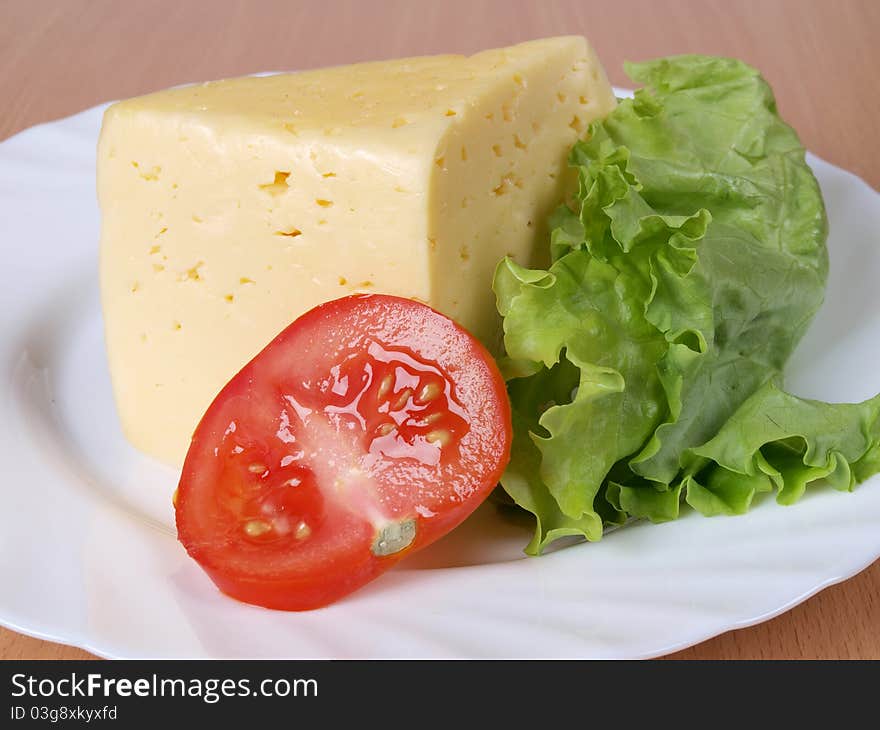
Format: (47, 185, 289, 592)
(98, 36, 616, 466)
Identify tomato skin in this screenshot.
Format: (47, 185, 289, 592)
(195, 532, 382, 612)
(175, 294, 511, 611)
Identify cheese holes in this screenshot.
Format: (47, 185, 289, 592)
(260, 171, 291, 196)
(132, 161, 162, 181)
(492, 173, 523, 196)
(180, 262, 204, 283)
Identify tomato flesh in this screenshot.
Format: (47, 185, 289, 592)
(175, 294, 512, 610)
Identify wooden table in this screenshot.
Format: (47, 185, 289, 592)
(1, 0, 878, 660)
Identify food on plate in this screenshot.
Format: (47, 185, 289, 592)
(174, 294, 511, 610)
(494, 55, 880, 553)
(97, 36, 616, 466)
(94, 33, 880, 610)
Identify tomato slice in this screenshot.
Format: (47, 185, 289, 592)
(175, 294, 512, 610)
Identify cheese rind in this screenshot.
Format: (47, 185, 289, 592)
(98, 36, 616, 465)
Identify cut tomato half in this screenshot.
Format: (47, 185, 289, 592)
(175, 294, 511, 610)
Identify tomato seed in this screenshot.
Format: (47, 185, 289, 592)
(377, 374, 393, 401)
(423, 412, 443, 424)
(248, 462, 267, 474)
(244, 519, 272, 537)
(295, 521, 312, 540)
(377, 422, 395, 436)
(426, 429, 452, 446)
(416, 382, 441, 403)
(393, 388, 413, 410)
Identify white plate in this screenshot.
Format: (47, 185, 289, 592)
(1, 89, 879, 659)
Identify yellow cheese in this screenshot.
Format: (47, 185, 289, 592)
(98, 36, 616, 466)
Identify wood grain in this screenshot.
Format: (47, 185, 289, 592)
(1, 0, 877, 660)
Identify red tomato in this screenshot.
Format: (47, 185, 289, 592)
(175, 294, 511, 610)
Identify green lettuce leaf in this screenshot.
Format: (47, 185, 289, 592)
(494, 54, 879, 554)
(685, 381, 880, 511)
